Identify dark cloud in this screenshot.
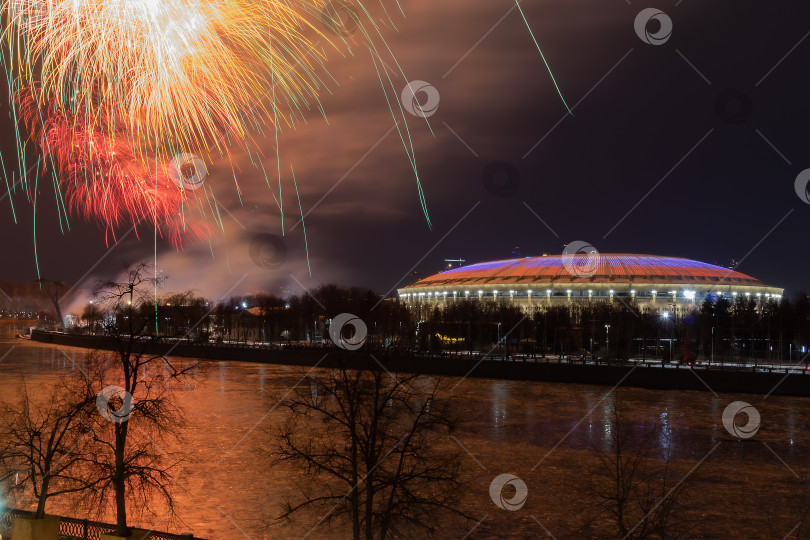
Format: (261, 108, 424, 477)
(1, 0, 809, 307)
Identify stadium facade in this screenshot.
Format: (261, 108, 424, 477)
(398, 254, 783, 316)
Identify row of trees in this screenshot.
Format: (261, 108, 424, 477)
(211, 285, 412, 347)
(73, 279, 810, 365)
(416, 294, 810, 363)
(78, 283, 413, 348)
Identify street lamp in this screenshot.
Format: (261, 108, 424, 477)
(662, 311, 673, 363)
(605, 324, 610, 356)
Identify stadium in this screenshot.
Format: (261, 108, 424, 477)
(398, 253, 784, 316)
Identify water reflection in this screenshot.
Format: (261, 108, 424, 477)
(491, 381, 509, 435)
(1, 337, 810, 538)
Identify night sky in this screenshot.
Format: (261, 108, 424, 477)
(1, 0, 809, 313)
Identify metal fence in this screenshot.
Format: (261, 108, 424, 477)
(0, 508, 203, 540)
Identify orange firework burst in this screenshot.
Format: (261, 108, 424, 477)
(3, 0, 413, 244)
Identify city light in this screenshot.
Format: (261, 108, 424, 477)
(684, 290, 696, 300)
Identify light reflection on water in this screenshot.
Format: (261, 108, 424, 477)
(2, 334, 810, 538)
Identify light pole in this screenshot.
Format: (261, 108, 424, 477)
(662, 311, 671, 364)
(497, 322, 502, 353)
(605, 324, 610, 357)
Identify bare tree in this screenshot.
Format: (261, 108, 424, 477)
(0, 375, 98, 518)
(272, 364, 469, 539)
(585, 400, 701, 539)
(0, 435, 19, 515)
(86, 263, 198, 536)
(36, 279, 66, 327)
(81, 302, 103, 333)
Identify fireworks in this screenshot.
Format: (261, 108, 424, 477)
(3, 0, 400, 245)
(11, 0, 333, 158)
(2, 0, 569, 251)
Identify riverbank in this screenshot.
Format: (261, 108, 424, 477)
(30, 330, 810, 397)
(5, 337, 810, 539)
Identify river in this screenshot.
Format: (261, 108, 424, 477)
(1, 330, 808, 539)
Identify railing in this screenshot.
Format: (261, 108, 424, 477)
(451, 352, 810, 373)
(0, 508, 203, 540)
(32, 330, 810, 377)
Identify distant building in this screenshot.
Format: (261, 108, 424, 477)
(398, 253, 784, 317)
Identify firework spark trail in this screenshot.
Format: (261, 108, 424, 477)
(514, 0, 572, 115)
(11, 0, 329, 160)
(3, 0, 571, 266)
(3, 0, 418, 246)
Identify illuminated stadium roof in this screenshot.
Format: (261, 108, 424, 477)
(405, 254, 768, 288)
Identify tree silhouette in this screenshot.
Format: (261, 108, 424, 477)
(84, 263, 198, 536)
(0, 376, 98, 518)
(36, 278, 67, 327)
(272, 365, 468, 539)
